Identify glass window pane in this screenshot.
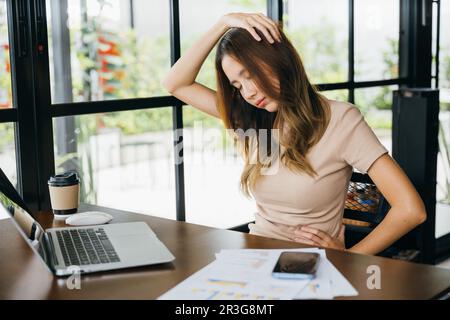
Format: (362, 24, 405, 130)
(436, 0, 450, 238)
(320, 89, 348, 102)
(355, 0, 399, 82)
(46, 0, 171, 104)
(440, 0, 450, 93)
(283, 0, 348, 84)
(432, 1, 438, 80)
(0, 122, 16, 184)
(180, 0, 265, 228)
(0, 0, 12, 109)
(355, 85, 397, 154)
(53, 109, 176, 219)
(0, 122, 17, 220)
(182, 106, 256, 228)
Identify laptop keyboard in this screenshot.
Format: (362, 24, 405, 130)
(55, 228, 121, 266)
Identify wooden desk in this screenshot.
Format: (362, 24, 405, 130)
(1, 204, 450, 300)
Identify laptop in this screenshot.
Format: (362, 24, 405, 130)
(0, 170, 175, 277)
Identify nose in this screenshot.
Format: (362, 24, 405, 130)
(241, 81, 257, 100)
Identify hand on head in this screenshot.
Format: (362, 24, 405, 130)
(220, 12, 282, 43)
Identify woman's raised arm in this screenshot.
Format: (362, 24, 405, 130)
(160, 13, 281, 118)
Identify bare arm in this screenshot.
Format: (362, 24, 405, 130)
(293, 154, 427, 255)
(348, 154, 427, 255)
(161, 20, 228, 118)
(161, 13, 281, 118)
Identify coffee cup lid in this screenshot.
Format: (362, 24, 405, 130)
(48, 171, 80, 187)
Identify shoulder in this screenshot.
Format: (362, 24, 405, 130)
(326, 99, 363, 125)
(327, 99, 360, 117)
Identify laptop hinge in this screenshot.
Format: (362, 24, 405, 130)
(42, 232, 58, 273)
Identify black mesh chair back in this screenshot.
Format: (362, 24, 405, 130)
(343, 172, 389, 227)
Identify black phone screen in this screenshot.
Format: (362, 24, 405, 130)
(272, 252, 320, 275)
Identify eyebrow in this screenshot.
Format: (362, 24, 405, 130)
(230, 69, 246, 86)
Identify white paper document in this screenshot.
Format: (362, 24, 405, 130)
(158, 248, 358, 300)
(293, 250, 358, 299)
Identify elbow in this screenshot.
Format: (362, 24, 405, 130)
(414, 197, 427, 225)
(415, 209, 427, 225)
(399, 190, 427, 226)
(407, 202, 427, 226)
(160, 78, 176, 94)
(395, 199, 427, 227)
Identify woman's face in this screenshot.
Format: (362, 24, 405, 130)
(221, 55, 279, 112)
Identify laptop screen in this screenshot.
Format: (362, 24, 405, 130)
(0, 193, 45, 241)
(0, 178, 49, 268)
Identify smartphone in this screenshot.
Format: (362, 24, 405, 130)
(272, 252, 320, 280)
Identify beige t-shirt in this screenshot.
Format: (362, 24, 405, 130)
(248, 100, 388, 241)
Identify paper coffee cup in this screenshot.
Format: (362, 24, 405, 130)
(48, 171, 80, 217)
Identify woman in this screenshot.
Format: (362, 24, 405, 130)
(161, 13, 426, 255)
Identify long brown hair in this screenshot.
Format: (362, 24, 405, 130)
(215, 26, 330, 196)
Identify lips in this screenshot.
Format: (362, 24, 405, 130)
(256, 97, 266, 107)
